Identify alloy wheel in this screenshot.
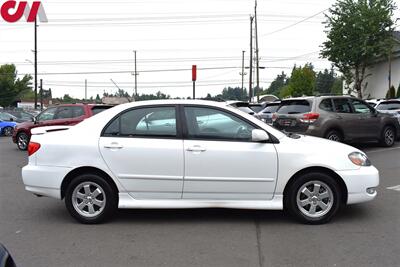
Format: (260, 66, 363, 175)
(384, 128, 395, 146)
(72, 182, 106, 218)
(296, 181, 334, 218)
(17, 133, 29, 150)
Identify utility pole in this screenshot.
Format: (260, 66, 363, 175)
(133, 50, 138, 97)
(240, 51, 247, 91)
(249, 16, 254, 102)
(388, 52, 392, 93)
(85, 79, 87, 101)
(254, 0, 260, 101)
(39, 79, 43, 110)
(34, 19, 38, 110)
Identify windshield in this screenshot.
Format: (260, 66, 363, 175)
(376, 101, 400, 111)
(277, 100, 312, 114)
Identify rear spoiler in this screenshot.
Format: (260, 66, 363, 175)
(31, 126, 72, 135)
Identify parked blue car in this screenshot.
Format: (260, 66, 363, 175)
(0, 120, 16, 136)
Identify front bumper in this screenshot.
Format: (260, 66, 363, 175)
(22, 164, 72, 199)
(336, 166, 379, 205)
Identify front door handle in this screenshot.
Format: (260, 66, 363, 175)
(186, 146, 206, 152)
(104, 142, 124, 149)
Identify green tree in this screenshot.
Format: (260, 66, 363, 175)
(0, 64, 32, 107)
(265, 72, 288, 97)
(331, 77, 344, 95)
(282, 63, 316, 98)
(321, 0, 396, 98)
(95, 94, 101, 103)
(315, 68, 335, 94)
(221, 87, 248, 101)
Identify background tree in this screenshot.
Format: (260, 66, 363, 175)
(265, 72, 289, 97)
(397, 83, 400, 98)
(321, 0, 396, 98)
(220, 87, 248, 101)
(0, 64, 32, 107)
(315, 68, 335, 94)
(280, 63, 316, 98)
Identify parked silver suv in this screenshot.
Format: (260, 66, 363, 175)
(272, 96, 400, 147)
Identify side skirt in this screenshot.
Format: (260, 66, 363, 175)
(118, 193, 283, 210)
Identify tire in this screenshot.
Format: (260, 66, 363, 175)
(380, 126, 395, 147)
(16, 132, 29, 151)
(325, 129, 343, 143)
(2, 126, 13, 137)
(65, 174, 117, 224)
(284, 172, 342, 224)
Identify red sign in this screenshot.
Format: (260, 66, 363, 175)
(1, 1, 47, 23)
(192, 65, 197, 82)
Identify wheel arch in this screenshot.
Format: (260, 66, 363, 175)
(324, 126, 344, 140)
(283, 166, 348, 204)
(61, 166, 119, 199)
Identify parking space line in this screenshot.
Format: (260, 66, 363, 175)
(387, 185, 400, 191)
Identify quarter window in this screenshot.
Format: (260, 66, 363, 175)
(184, 107, 255, 141)
(319, 99, 334, 112)
(103, 107, 177, 137)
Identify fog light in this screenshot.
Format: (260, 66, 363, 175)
(366, 188, 376, 194)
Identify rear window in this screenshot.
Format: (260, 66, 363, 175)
(376, 101, 400, 111)
(249, 105, 263, 113)
(277, 100, 312, 114)
(261, 104, 279, 114)
(91, 106, 112, 115)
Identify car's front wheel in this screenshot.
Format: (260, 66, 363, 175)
(284, 172, 341, 224)
(17, 132, 29, 150)
(380, 125, 395, 147)
(65, 174, 117, 224)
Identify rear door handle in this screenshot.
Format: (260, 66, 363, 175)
(104, 142, 124, 149)
(187, 146, 206, 152)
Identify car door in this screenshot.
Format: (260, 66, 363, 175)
(99, 105, 184, 199)
(332, 98, 360, 140)
(182, 106, 278, 200)
(349, 99, 380, 139)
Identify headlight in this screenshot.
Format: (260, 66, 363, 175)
(348, 152, 371, 166)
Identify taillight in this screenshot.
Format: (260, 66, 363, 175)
(300, 113, 320, 124)
(28, 142, 41, 156)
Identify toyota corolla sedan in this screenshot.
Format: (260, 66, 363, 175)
(22, 100, 379, 224)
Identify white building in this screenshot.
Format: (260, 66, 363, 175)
(360, 32, 400, 99)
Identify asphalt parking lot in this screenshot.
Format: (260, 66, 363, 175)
(0, 137, 399, 267)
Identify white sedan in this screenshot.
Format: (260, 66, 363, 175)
(22, 100, 379, 224)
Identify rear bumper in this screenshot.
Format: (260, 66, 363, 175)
(22, 164, 72, 199)
(336, 166, 379, 205)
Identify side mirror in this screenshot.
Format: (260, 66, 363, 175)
(252, 129, 269, 142)
(31, 117, 37, 123)
(9, 117, 13, 122)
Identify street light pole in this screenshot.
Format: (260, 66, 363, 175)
(240, 51, 247, 91)
(249, 16, 254, 102)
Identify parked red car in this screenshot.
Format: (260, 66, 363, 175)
(12, 104, 112, 150)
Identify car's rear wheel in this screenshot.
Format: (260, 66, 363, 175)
(325, 130, 343, 142)
(284, 172, 341, 224)
(17, 132, 29, 150)
(380, 126, 395, 147)
(65, 174, 117, 224)
(3, 126, 13, 137)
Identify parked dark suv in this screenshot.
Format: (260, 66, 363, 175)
(12, 104, 112, 150)
(272, 96, 400, 147)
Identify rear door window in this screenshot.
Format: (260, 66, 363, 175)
(332, 99, 352, 113)
(277, 100, 311, 114)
